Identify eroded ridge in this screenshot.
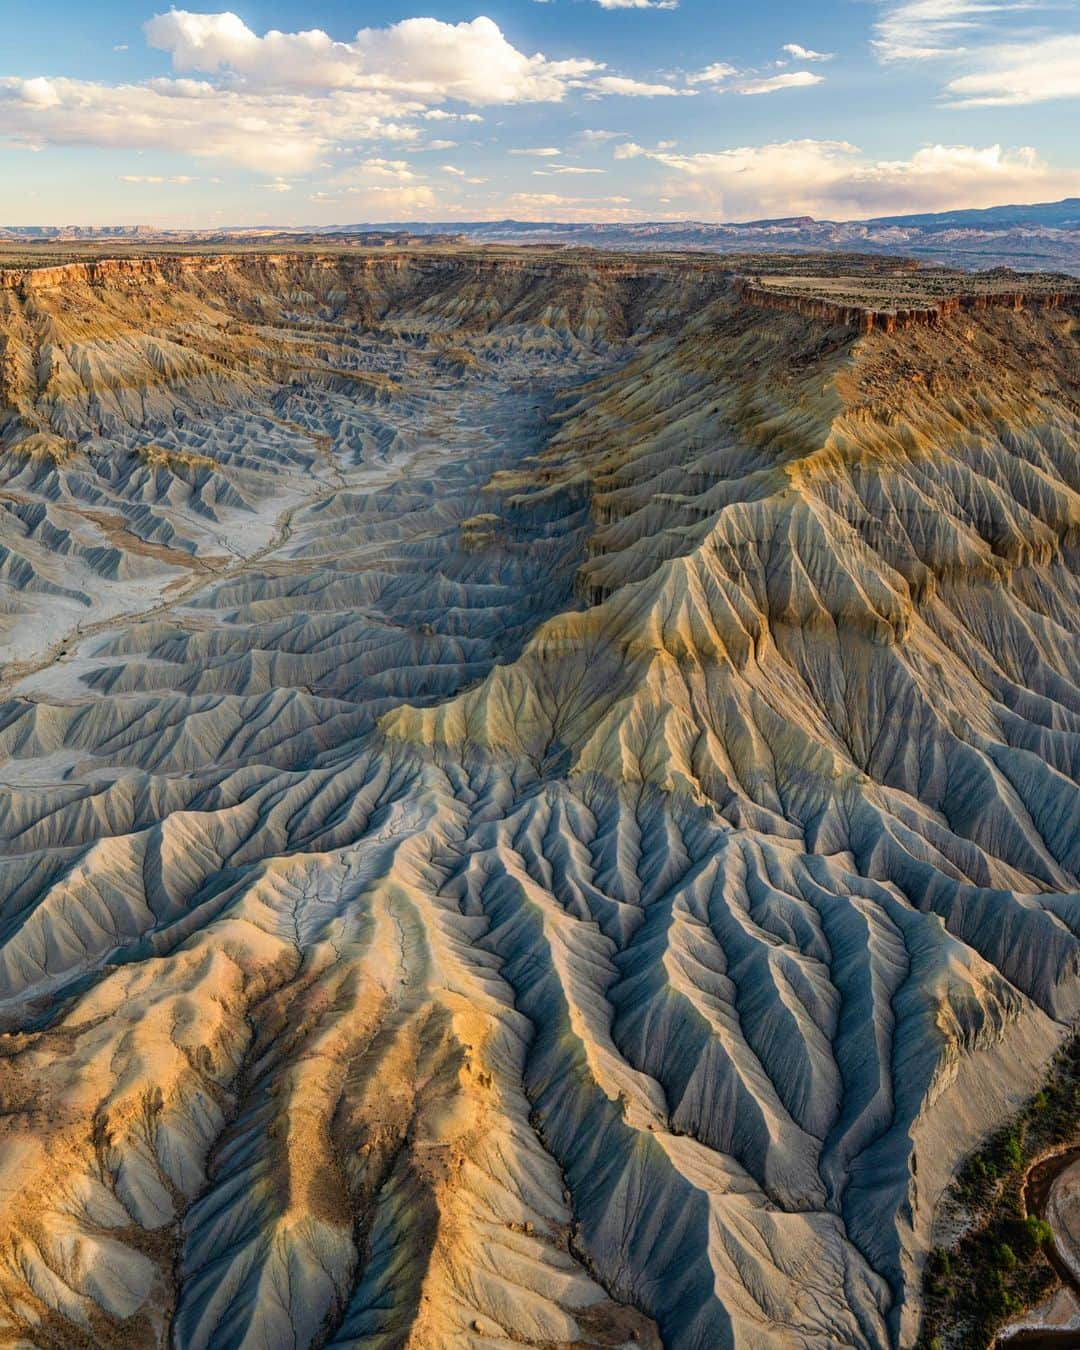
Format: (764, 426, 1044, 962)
(0, 252, 1076, 1349)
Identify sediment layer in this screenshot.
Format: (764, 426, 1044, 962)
(735, 275, 1077, 332)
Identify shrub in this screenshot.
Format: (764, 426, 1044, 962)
(1000, 1128, 1024, 1171)
(929, 1247, 951, 1276)
(1023, 1216, 1054, 1248)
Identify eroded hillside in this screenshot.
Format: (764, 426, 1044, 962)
(0, 251, 1077, 1350)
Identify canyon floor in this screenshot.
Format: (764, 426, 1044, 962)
(0, 250, 1077, 1350)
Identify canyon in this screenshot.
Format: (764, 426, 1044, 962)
(0, 249, 1077, 1349)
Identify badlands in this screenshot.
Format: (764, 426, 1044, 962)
(0, 247, 1077, 1349)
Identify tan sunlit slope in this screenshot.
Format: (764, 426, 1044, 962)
(0, 251, 1076, 1348)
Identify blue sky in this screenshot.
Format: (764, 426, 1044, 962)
(0, 1, 1077, 226)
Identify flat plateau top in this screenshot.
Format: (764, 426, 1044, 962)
(0, 239, 1076, 310)
(752, 269, 1079, 309)
(0, 239, 928, 270)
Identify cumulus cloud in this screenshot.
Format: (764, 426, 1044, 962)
(637, 139, 1080, 219)
(144, 12, 600, 104)
(0, 11, 690, 176)
(348, 157, 421, 182)
(0, 74, 420, 173)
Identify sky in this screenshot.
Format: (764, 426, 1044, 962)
(0, 1, 1077, 226)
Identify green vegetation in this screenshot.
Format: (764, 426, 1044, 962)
(918, 1034, 1080, 1348)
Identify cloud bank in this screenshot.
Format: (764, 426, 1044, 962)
(633, 139, 1080, 218)
(0, 10, 689, 174)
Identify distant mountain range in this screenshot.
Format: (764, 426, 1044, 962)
(341, 198, 1080, 272)
(861, 198, 1080, 230)
(3, 198, 1079, 272)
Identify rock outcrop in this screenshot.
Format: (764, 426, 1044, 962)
(735, 275, 1076, 332)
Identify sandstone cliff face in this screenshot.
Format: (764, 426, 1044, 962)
(735, 275, 1075, 332)
(0, 254, 1076, 1349)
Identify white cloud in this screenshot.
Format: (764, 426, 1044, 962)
(142, 10, 701, 106)
(687, 63, 738, 85)
(509, 146, 563, 156)
(337, 157, 421, 184)
(637, 138, 1080, 218)
(594, 0, 678, 8)
(736, 71, 825, 94)
(944, 34, 1080, 104)
(589, 75, 696, 95)
(873, 0, 1058, 62)
(689, 62, 826, 96)
(145, 12, 600, 105)
(612, 138, 676, 159)
(441, 165, 489, 183)
(422, 109, 484, 122)
(0, 75, 419, 172)
(875, 0, 991, 62)
(874, 2, 1080, 107)
(0, 12, 693, 177)
(782, 43, 833, 61)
